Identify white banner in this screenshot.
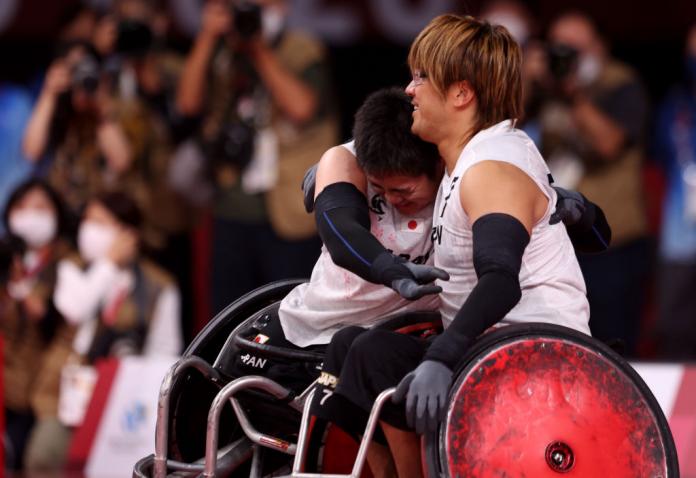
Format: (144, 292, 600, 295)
(85, 356, 176, 478)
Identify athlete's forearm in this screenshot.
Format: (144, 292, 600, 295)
(315, 182, 402, 284)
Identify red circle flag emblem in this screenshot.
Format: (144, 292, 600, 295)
(408, 220, 418, 230)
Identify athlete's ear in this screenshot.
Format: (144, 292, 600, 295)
(451, 81, 475, 108)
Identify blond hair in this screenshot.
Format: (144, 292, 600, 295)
(408, 14, 522, 138)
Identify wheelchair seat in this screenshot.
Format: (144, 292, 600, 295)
(134, 279, 444, 477)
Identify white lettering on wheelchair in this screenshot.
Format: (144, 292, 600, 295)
(317, 371, 338, 388)
(240, 353, 267, 369)
(320, 389, 333, 406)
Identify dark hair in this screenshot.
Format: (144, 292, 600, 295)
(0, 236, 25, 284)
(93, 190, 143, 229)
(353, 87, 440, 179)
(2, 178, 68, 239)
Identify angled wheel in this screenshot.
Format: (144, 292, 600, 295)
(425, 323, 679, 478)
(167, 279, 305, 467)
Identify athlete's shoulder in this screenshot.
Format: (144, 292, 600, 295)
(470, 126, 532, 163)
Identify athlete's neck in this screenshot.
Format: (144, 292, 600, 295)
(438, 127, 475, 175)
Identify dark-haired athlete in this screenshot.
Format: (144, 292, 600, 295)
(228, 88, 448, 388)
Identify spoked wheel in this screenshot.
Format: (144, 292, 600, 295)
(425, 323, 679, 478)
(165, 280, 306, 475)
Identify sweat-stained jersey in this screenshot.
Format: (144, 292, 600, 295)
(279, 141, 439, 347)
(432, 120, 590, 334)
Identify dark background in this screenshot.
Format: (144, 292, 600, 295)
(1, 0, 695, 138)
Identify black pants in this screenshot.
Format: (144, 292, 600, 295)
(655, 260, 696, 359)
(310, 327, 427, 438)
(211, 218, 321, 316)
(227, 308, 325, 393)
(579, 238, 651, 356)
(5, 408, 35, 470)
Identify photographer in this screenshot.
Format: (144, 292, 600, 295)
(22, 41, 133, 222)
(538, 12, 650, 355)
(176, 0, 337, 313)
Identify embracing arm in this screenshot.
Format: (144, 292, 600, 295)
(313, 145, 447, 299)
(425, 161, 540, 367)
(395, 161, 540, 433)
(551, 186, 611, 253)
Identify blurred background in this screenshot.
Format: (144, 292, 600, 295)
(2, 0, 696, 475)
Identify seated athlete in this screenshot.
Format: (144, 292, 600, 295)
(311, 15, 601, 478)
(229, 87, 448, 390)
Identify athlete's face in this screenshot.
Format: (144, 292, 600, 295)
(366, 173, 440, 216)
(405, 70, 448, 144)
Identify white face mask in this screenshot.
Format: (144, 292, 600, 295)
(484, 12, 529, 46)
(262, 5, 285, 42)
(78, 221, 117, 263)
(577, 53, 601, 86)
(9, 209, 57, 248)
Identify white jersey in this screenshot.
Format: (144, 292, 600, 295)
(432, 120, 590, 334)
(279, 141, 439, 347)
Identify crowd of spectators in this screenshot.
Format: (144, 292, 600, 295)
(0, 0, 695, 473)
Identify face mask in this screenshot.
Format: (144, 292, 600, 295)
(78, 221, 117, 263)
(9, 209, 57, 248)
(577, 53, 601, 86)
(484, 12, 529, 46)
(262, 6, 285, 42)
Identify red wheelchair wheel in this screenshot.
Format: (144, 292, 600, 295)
(426, 323, 678, 478)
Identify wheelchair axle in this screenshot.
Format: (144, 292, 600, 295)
(545, 441, 575, 473)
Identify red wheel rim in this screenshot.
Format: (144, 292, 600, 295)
(443, 338, 669, 477)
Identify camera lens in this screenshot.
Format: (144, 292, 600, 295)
(233, 1, 262, 39)
(71, 56, 101, 94)
(548, 43, 579, 80)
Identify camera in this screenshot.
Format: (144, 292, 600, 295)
(547, 43, 579, 81)
(209, 121, 256, 171)
(71, 55, 101, 94)
(232, 1, 262, 40)
(116, 19, 154, 58)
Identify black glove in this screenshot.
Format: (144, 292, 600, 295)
(302, 163, 318, 213)
(550, 186, 586, 226)
(390, 261, 449, 300)
(393, 360, 453, 434)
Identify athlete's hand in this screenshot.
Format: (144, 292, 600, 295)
(550, 186, 586, 226)
(393, 360, 452, 434)
(391, 262, 449, 300)
(302, 163, 318, 213)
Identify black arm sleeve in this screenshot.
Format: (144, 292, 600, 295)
(314, 182, 414, 286)
(568, 195, 612, 253)
(424, 213, 530, 369)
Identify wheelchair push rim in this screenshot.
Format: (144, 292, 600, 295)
(426, 323, 678, 478)
(151, 279, 307, 474)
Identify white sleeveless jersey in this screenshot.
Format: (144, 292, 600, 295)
(279, 141, 439, 347)
(433, 120, 590, 334)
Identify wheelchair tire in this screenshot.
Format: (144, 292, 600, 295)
(167, 279, 306, 467)
(424, 323, 679, 478)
